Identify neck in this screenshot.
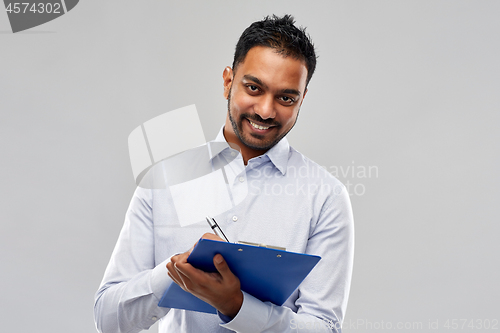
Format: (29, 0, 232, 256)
(222, 126, 267, 165)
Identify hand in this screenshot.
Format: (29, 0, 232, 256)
(166, 233, 243, 318)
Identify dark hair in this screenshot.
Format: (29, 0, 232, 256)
(232, 14, 317, 86)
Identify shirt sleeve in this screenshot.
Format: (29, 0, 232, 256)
(94, 186, 172, 333)
(220, 185, 354, 333)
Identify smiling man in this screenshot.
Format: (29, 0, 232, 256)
(223, 45, 308, 162)
(95, 15, 354, 333)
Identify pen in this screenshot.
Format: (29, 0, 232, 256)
(205, 216, 230, 242)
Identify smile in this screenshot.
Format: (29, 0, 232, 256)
(249, 120, 271, 130)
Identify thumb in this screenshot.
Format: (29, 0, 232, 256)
(213, 254, 232, 277)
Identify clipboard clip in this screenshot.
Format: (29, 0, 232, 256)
(236, 241, 286, 251)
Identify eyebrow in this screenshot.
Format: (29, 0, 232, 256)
(243, 75, 302, 97)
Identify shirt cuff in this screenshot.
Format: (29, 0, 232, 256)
(150, 257, 173, 300)
(219, 291, 271, 332)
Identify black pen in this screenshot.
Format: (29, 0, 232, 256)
(205, 216, 229, 242)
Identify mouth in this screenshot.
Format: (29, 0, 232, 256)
(246, 117, 279, 133)
(248, 120, 271, 130)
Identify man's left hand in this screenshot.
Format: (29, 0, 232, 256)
(166, 233, 244, 318)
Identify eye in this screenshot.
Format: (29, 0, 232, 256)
(247, 85, 259, 92)
(279, 96, 296, 105)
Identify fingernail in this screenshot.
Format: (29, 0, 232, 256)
(215, 255, 223, 264)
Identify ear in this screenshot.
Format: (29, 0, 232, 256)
(223, 66, 233, 100)
(299, 88, 308, 107)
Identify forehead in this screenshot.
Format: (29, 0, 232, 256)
(234, 46, 308, 92)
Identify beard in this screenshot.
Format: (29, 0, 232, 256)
(227, 88, 298, 151)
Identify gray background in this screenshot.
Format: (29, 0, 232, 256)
(1, 1, 499, 332)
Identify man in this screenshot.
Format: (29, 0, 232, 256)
(94, 15, 354, 333)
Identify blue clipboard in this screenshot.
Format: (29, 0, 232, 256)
(158, 239, 321, 313)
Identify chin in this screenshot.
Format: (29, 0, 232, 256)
(240, 133, 280, 151)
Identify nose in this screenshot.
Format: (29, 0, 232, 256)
(255, 95, 276, 120)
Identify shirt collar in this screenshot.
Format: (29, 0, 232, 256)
(211, 126, 290, 175)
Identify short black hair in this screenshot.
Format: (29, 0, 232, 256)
(232, 14, 317, 86)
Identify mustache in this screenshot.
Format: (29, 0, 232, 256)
(241, 114, 280, 127)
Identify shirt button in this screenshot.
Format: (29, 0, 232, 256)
(231, 151, 237, 156)
(151, 316, 157, 321)
(239, 177, 245, 183)
(232, 216, 238, 222)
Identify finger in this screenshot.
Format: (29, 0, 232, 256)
(213, 254, 233, 279)
(174, 260, 222, 291)
(167, 262, 182, 284)
(174, 261, 208, 283)
(169, 261, 193, 289)
(174, 262, 192, 279)
(167, 265, 183, 287)
(171, 251, 189, 264)
(202, 232, 225, 242)
(168, 261, 191, 285)
(169, 271, 191, 292)
(167, 271, 181, 286)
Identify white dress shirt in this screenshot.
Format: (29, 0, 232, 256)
(94, 127, 354, 333)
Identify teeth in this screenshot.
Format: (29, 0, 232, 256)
(249, 120, 270, 130)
